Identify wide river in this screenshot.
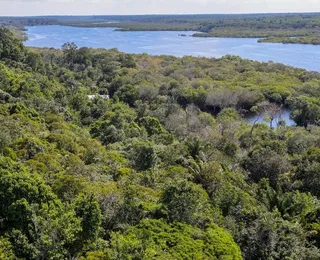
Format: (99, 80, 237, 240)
(25, 25, 320, 72)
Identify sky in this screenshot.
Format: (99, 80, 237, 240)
(0, 0, 319, 16)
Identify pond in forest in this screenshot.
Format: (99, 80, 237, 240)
(245, 108, 296, 128)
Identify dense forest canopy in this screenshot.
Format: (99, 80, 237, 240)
(1, 13, 320, 44)
(1, 27, 320, 259)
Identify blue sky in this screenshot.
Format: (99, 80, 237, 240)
(0, 0, 319, 16)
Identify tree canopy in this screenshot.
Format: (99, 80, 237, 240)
(0, 28, 320, 259)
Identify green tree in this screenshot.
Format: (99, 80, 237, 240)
(160, 180, 212, 226)
(289, 96, 320, 127)
(244, 147, 290, 186)
(0, 237, 16, 260)
(130, 141, 157, 171)
(73, 193, 102, 250)
(110, 219, 242, 260)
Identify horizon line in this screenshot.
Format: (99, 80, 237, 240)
(1, 11, 320, 18)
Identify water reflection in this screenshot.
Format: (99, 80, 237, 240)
(246, 108, 296, 128)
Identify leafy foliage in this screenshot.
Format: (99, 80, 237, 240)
(0, 29, 320, 259)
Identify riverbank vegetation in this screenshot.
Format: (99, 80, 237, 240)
(1, 27, 320, 259)
(258, 36, 320, 45)
(1, 13, 320, 45)
(190, 13, 320, 44)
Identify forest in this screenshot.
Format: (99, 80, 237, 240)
(1, 13, 320, 45)
(0, 27, 320, 259)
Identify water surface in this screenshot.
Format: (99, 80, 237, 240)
(246, 108, 296, 128)
(25, 25, 320, 71)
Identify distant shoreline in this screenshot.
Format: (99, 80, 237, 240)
(2, 13, 320, 45)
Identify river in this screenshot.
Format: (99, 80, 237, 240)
(25, 25, 320, 72)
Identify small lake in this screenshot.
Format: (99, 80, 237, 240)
(246, 108, 296, 128)
(25, 25, 320, 72)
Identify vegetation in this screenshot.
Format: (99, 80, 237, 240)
(1, 27, 320, 259)
(190, 13, 320, 44)
(1, 13, 320, 45)
(258, 36, 320, 45)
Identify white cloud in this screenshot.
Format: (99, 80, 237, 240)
(0, 0, 319, 16)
